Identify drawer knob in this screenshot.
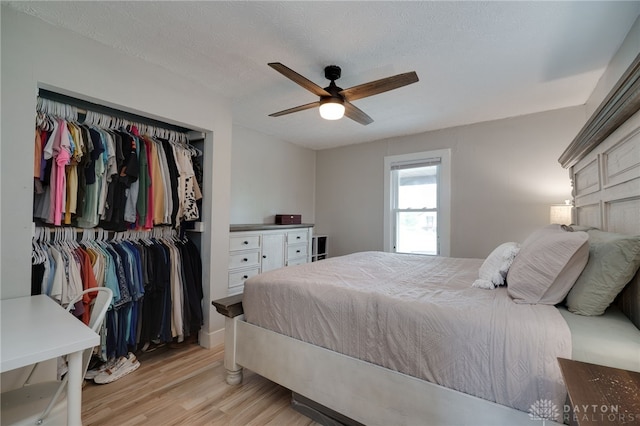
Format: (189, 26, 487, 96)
(243, 275, 248, 279)
(296, 249, 301, 253)
(243, 241, 249, 245)
(296, 236, 301, 239)
(262, 255, 267, 259)
(243, 258, 248, 262)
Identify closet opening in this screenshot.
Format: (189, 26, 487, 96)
(32, 86, 212, 382)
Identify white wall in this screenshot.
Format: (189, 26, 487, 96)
(586, 16, 640, 117)
(230, 126, 316, 224)
(0, 7, 232, 348)
(315, 15, 640, 261)
(316, 107, 585, 259)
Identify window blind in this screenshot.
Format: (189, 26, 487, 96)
(390, 157, 441, 170)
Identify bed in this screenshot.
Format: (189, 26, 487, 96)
(214, 55, 640, 426)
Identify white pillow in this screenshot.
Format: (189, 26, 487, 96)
(472, 242, 520, 289)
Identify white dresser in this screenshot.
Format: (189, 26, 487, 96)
(228, 224, 313, 295)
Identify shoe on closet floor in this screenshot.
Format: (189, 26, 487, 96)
(85, 358, 116, 380)
(94, 353, 140, 384)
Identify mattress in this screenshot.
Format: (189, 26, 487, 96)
(243, 251, 572, 413)
(558, 305, 640, 372)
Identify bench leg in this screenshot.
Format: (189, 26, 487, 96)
(224, 315, 243, 385)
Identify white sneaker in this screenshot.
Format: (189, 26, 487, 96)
(94, 353, 140, 384)
(85, 358, 116, 380)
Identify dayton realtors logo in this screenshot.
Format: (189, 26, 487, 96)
(529, 399, 637, 424)
(528, 399, 560, 425)
(563, 403, 636, 424)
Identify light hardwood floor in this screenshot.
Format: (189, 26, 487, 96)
(82, 343, 320, 425)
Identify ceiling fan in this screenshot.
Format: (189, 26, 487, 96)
(268, 62, 419, 125)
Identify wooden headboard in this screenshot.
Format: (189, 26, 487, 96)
(559, 53, 640, 329)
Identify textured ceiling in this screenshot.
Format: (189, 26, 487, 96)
(7, 1, 640, 150)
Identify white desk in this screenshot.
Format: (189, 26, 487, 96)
(1, 295, 99, 425)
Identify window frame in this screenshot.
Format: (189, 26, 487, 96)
(383, 149, 451, 256)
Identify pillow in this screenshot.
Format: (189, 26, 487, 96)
(472, 242, 520, 289)
(567, 225, 596, 232)
(507, 226, 589, 304)
(566, 229, 640, 316)
(521, 224, 568, 245)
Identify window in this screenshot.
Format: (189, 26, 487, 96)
(384, 149, 451, 256)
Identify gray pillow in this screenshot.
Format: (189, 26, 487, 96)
(566, 229, 640, 316)
(568, 225, 597, 232)
(507, 226, 589, 305)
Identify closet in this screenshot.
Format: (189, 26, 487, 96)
(31, 90, 207, 370)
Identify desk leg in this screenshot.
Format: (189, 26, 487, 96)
(66, 350, 83, 425)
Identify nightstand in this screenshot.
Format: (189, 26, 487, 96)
(558, 358, 640, 425)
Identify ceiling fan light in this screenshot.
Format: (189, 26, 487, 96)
(319, 98, 345, 120)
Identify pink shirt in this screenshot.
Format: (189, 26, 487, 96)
(53, 119, 71, 225)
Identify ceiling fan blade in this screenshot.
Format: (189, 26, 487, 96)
(269, 101, 321, 117)
(344, 101, 373, 125)
(268, 63, 331, 97)
(340, 71, 419, 102)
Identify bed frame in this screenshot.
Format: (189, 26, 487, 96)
(213, 55, 640, 426)
(214, 295, 546, 425)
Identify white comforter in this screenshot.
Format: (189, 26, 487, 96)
(243, 251, 571, 413)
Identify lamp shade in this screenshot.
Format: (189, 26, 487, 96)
(319, 98, 345, 120)
(550, 204, 572, 225)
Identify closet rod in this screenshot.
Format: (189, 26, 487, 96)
(38, 88, 192, 134)
(33, 225, 180, 240)
(34, 225, 174, 233)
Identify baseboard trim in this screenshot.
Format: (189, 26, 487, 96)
(198, 327, 225, 349)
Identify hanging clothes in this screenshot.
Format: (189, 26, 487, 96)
(31, 226, 204, 359)
(32, 97, 205, 384)
(33, 97, 202, 231)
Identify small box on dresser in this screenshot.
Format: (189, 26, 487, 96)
(275, 214, 302, 225)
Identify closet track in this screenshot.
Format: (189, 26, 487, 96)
(38, 89, 193, 134)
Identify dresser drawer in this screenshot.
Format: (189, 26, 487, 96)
(229, 251, 260, 269)
(287, 257, 308, 267)
(228, 267, 260, 289)
(287, 244, 308, 260)
(287, 230, 309, 244)
(229, 235, 260, 252)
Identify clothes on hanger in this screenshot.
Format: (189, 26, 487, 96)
(31, 227, 204, 361)
(31, 97, 205, 384)
(33, 98, 202, 230)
